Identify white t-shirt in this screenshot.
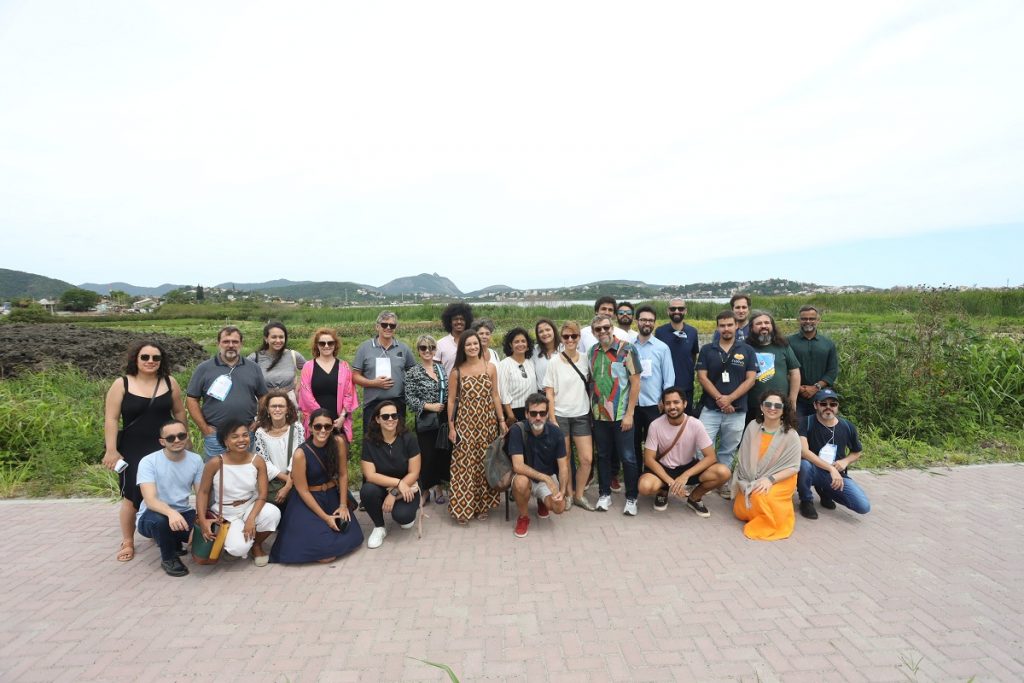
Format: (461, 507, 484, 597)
(579, 326, 632, 354)
(543, 352, 591, 418)
(644, 415, 713, 468)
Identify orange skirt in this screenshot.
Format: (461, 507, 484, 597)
(733, 476, 796, 541)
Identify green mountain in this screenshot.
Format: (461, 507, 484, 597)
(379, 273, 462, 296)
(0, 268, 75, 300)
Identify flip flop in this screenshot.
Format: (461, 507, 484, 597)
(116, 540, 135, 562)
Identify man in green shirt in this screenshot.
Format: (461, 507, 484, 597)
(787, 305, 839, 418)
(748, 311, 801, 414)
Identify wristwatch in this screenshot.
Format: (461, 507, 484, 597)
(767, 474, 776, 484)
(389, 488, 401, 498)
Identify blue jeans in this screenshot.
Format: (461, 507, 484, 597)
(798, 460, 871, 514)
(699, 408, 745, 470)
(137, 509, 197, 561)
(592, 420, 638, 499)
(202, 431, 255, 460)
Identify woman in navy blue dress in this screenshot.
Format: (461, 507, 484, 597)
(270, 409, 363, 563)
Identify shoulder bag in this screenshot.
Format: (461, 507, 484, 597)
(192, 457, 231, 565)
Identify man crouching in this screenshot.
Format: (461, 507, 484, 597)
(509, 393, 570, 538)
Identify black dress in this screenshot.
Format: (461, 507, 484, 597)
(118, 376, 174, 509)
(311, 361, 339, 419)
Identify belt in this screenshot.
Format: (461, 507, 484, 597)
(226, 497, 252, 507)
(307, 481, 337, 492)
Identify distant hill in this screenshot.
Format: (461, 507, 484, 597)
(0, 268, 75, 300)
(214, 279, 313, 291)
(78, 282, 184, 296)
(465, 284, 515, 297)
(379, 273, 462, 296)
(249, 281, 382, 302)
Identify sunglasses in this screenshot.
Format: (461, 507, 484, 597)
(378, 413, 400, 421)
(561, 333, 579, 341)
(268, 404, 288, 410)
(518, 364, 528, 379)
(317, 340, 336, 347)
(527, 410, 548, 418)
(817, 401, 839, 408)
(311, 423, 333, 432)
(593, 325, 612, 333)
(761, 401, 785, 410)
(379, 322, 397, 330)
(616, 309, 633, 315)
(139, 354, 162, 362)
(418, 345, 436, 352)
(161, 432, 188, 442)
(668, 306, 687, 312)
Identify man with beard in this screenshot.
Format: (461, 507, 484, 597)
(696, 311, 758, 499)
(580, 296, 631, 353)
(615, 301, 638, 342)
(788, 305, 839, 418)
(509, 393, 570, 538)
(186, 326, 267, 458)
(632, 306, 675, 471)
(797, 389, 871, 520)
(436, 302, 473, 374)
(638, 387, 730, 516)
(654, 297, 699, 413)
(713, 294, 752, 344)
(747, 310, 801, 414)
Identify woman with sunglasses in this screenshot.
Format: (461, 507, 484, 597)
(405, 334, 450, 505)
(103, 340, 188, 563)
(532, 319, 559, 393)
(732, 390, 802, 540)
(253, 390, 305, 509)
(498, 327, 536, 423)
(297, 327, 357, 442)
(247, 321, 306, 408)
(360, 400, 422, 548)
(542, 321, 595, 511)
(270, 408, 363, 563)
(448, 330, 506, 524)
(196, 419, 281, 566)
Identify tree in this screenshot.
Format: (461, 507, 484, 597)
(59, 288, 101, 312)
(108, 290, 134, 307)
(196, 284, 205, 302)
(5, 304, 53, 323)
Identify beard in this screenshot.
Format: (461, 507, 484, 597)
(669, 313, 683, 323)
(757, 332, 772, 345)
(801, 323, 815, 333)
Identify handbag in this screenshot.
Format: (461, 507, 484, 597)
(192, 457, 231, 565)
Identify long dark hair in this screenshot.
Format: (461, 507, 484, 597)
(123, 340, 171, 379)
(749, 311, 788, 347)
(305, 408, 341, 480)
(534, 318, 557, 357)
(753, 390, 797, 432)
(502, 327, 534, 359)
(258, 321, 290, 371)
(364, 399, 407, 445)
(454, 330, 482, 368)
(256, 389, 299, 430)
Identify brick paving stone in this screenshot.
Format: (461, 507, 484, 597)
(1, 464, 1022, 681)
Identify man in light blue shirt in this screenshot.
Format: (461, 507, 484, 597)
(632, 306, 675, 474)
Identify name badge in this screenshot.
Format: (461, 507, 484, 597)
(207, 374, 233, 401)
(819, 443, 838, 464)
(375, 357, 393, 379)
(721, 370, 730, 383)
(640, 358, 653, 378)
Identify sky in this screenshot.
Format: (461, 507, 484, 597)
(1, 1, 1022, 292)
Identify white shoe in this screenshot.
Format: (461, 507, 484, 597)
(367, 526, 386, 549)
(623, 498, 638, 516)
(595, 495, 612, 511)
(400, 520, 415, 529)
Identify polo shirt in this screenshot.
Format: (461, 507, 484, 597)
(654, 322, 699, 395)
(633, 336, 675, 407)
(507, 421, 566, 476)
(749, 342, 801, 401)
(361, 432, 420, 478)
(353, 336, 417, 405)
(695, 341, 758, 411)
(787, 332, 839, 407)
(186, 355, 268, 427)
(644, 415, 713, 468)
(589, 340, 642, 422)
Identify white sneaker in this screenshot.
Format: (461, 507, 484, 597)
(623, 498, 638, 516)
(400, 520, 415, 529)
(595, 495, 612, 511)
(367, 526, 387, 549)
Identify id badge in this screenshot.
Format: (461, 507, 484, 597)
(207, 374, 233, 401)
(819, 443, 838, 464)
(721, 370, 730, 383)
(375, 357, 393, 379)
(640, 358, 653, 378)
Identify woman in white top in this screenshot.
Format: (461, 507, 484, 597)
(253, 390, 306, 508)
(197, 419, 281, 567)
(471, 318, 501, 366)
(498, 327, 537, 423)
(543, 320, 596, 511)
(532, 318, 559, 393)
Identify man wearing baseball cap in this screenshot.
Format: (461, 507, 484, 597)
(796, 388, 871, 520)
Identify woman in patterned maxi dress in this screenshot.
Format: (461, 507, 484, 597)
(447, 330, 507, 524)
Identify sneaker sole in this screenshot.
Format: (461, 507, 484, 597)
(653, 504, 668, 512)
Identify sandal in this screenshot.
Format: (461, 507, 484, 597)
(476, 511, 489, 521)
(116, 540, 135, 562)
(434, 488, 447, 505)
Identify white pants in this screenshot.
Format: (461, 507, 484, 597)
(222, 503, 281, 558)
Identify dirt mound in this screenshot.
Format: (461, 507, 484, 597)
(0, 323, 207, 379)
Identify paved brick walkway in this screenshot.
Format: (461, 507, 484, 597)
(1, 464, 1021, 682)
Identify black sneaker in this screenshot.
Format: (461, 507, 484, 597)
(176, 543, 188, 556)
(820, 496, 836, 510)
(653, 490, 669, 512)
(799, 500, 818, 520)
(686, 497, 711, 518)
(161, 557, 190, 577)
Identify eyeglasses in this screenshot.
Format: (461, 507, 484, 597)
(378, 413, 400, 421)
(317, 340, 336, 347)
(518, 364, 528, 379)
(379, 322, 397, 330)
(561, 333, 579, 340)
(527, 410, 548, 418)
(817, 401, 839, 408)
(593, 325, 612, 333)
(668, 306, 687, 312)
(418, 345, 436, 352)
(761, 401, 785, 410)
(268, 404, 287, 410)
(139, 354, 162, 362)
(638, 318, 656, 324)
(161, 432, 188, 442)
(799, 318, 818, 323)
(311, 423, 333, 432)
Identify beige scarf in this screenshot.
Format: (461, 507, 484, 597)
(732, 420, 802, 508)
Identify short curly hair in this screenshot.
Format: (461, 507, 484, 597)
(441, 302, 474, 334)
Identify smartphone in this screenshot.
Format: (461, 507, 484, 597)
(333, 516, 348, 533)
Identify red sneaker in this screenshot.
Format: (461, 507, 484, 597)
(610, 476, 623, 493)
(514, 515, 530, 538)
(537, 499, 550, 519)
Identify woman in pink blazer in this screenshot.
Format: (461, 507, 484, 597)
(297, 327, 358, 442)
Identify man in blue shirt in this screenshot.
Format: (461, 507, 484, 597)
(508, 394, 570, 538)
(632, 305, 675, 473)
(654, 297, 699, 415)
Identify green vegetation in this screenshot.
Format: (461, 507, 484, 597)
(4, 304, 54, 323)
(0, 267, 73, 300)
(59, 287, 102, 311)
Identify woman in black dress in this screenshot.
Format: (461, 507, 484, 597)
(270, 408, 363, 563)
(103, 340, 187, 562)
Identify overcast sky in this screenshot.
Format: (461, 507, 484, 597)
(1, 1, 1021, 291)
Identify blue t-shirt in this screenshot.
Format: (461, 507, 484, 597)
(135, 449, 205, 523)
(507, 421, 566, 476)
(696, 341, 759, 411)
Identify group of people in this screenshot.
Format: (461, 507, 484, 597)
(103, 296, 870, 578)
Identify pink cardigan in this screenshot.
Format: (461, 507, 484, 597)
(297, 358, 358, 442)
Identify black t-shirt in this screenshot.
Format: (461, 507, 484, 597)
(361, 432, 420, 478)
(312, 361, 339, 419)
(799, 416, 862, 476)
(507, 422, 566, 476)
(696, 341, 759, 411)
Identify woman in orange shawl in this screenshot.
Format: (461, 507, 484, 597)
(732, 390, 802, 540)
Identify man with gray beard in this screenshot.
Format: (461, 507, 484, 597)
(747, 311, 801, 414)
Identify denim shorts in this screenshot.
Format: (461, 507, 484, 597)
(555, 414, 592, 437)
